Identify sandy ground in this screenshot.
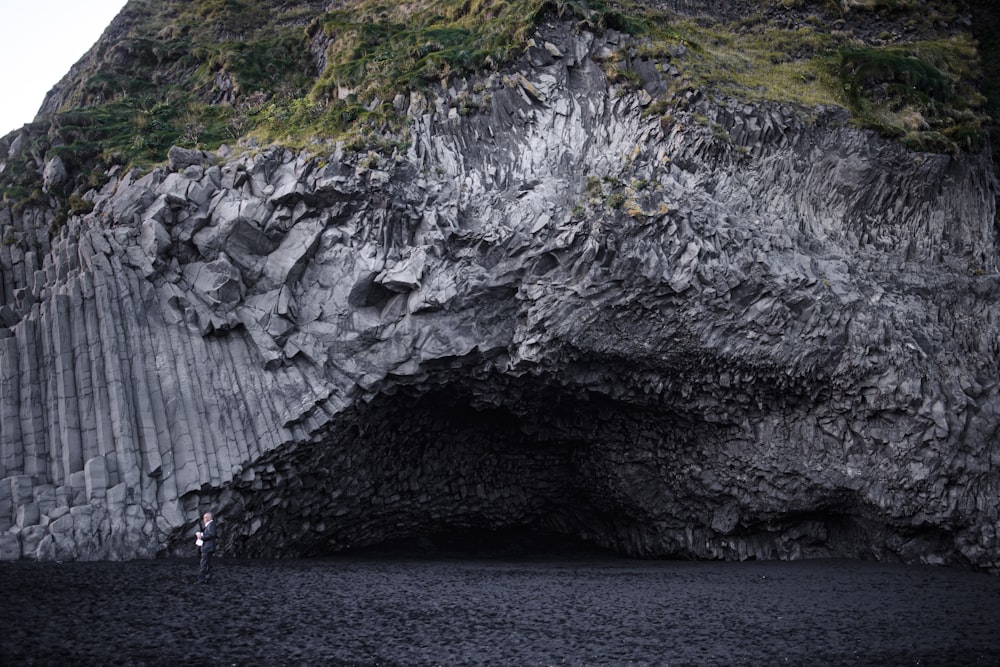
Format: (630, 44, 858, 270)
(1, 554, 998, 666)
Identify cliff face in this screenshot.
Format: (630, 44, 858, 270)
(1, 4, 999, 570)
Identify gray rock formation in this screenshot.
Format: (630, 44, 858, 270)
(1, 19, 998, 570)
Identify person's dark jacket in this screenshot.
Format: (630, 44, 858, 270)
(201, 520, 218, 554)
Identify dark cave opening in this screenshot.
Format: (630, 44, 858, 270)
(215, 382, 667, 559)
(207, 379, 921, 564)
(332, 525, 621, 560)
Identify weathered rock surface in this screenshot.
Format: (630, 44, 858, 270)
(1, 19, 998, 570)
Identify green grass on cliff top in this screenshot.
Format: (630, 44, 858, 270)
(0, 0, 991, 218)
(631, 2, 986, 152)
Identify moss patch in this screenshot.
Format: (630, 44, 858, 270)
(643, 16, 842, 109)
(619, 1, 987, 152)
(837, 36, 986, 151)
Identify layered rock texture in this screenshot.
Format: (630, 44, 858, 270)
(1, 4, 999, 570)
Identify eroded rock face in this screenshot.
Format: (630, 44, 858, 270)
(1, 21, 998, 570)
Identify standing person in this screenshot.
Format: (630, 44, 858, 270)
(195, 512, 218, 584)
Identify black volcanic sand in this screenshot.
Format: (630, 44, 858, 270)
(1, 554, 999, 666)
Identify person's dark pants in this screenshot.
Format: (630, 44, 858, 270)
(199, 549, 213, 583)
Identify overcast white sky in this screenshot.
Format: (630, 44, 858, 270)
(0, 0, 129, 137)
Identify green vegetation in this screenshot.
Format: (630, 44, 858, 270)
(311, 2, 525, 101)
(68, 195, 96, 216)
(620, 1, 987, 153)
(606, 192, 627, 208)
(0, 0, 994, 227)
(0, 0, 565, 206)
(838, 37, 985, 151)
(967, 0, 1000, 188)
(5, 0, 667, 197)
(840, 47, 951, 106)
(639, 16, 843, 109)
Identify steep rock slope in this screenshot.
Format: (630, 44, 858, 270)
(0, 4, 998, 570)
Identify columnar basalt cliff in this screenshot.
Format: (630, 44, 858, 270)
(1, 2, 999, 570)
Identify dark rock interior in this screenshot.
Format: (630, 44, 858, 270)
(204, 370, 925, 564)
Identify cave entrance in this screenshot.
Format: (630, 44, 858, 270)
(219, 383, 667, 559)
(334, 526, 620, 560)
(204, 377, 910, 564)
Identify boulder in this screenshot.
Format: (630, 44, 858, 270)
(0, 532, 19, 560)
(168, 146, 212, 171)
(375, 248, 427, 293)
(184, 257, 244, 307)
(42, 156, 67, 191)
(259, 217, 325, 291)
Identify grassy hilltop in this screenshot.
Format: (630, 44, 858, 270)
(0, 0, 996, 228)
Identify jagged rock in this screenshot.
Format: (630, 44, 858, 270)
(107, 186, 158, 223)
(0, 533, 18, 560)
(6, 133, 24, 159)
(375, 248, 427, 293)
(270, 181, 306, 207)
(140, 218, 171, 260)
(167, 146, 212, 171)
(0, 305, 17, 327)
(0, 16, 998, 573)
(184, 257, 243, 307)
(42, 156, 67, 192)
(16, 502, 39, 528)
(20, 524, 46, 557)
(259, 217, 325, 291)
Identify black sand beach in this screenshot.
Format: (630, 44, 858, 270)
(1, 554, 998, 666)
